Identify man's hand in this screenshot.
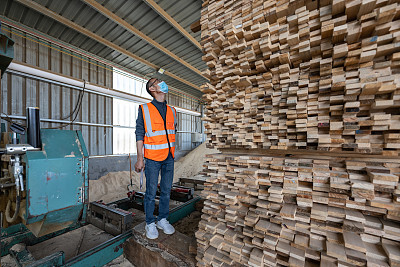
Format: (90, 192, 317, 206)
(135, 158, 145, 172)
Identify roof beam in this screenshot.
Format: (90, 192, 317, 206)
(142, 0, 202, 51)
(15, 0, 201, 92)
(82, 0, 207, 80)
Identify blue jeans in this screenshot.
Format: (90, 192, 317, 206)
(144, 153, 174, 224)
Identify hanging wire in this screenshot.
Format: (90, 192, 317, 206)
(44, 80, 86, 129)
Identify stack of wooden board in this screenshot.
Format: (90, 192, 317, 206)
(197, 0, 400, 266)
(200, 0, 400, 155)
(195, 153, 400, 266)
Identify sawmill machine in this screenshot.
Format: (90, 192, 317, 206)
(0, 108, 90, 241)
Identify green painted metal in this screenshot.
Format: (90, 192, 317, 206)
(24, 129, 88, 234)
(65, 231, 131, 267)
(1, 224, 30, 257)
(1, 129, 88, 255)
(63, 199, 198, 267)
(168, 196, 200, 224)
(29, 252, 64, 267)
(11, 248, 64, 267)
(1, 223, 128, 267)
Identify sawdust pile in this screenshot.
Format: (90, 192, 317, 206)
(89, 171, 141, 203)
(89, 143, 218, 203)
(174, 143, 219, 180)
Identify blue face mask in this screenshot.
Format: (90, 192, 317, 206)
(158, 81, 168, 93)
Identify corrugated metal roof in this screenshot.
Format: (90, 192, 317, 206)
(0, 0, 205, 98)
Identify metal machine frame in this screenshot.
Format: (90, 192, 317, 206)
(2, 196, 200, 266)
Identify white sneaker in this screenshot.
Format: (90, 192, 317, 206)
(145, 222, 159, 239)
(156, 218, 175, 235)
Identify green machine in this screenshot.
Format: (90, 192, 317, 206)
(17, 128, 88, 237)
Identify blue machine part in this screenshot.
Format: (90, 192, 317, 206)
(23, 129, 88, 237)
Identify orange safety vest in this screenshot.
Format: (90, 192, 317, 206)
(141, 103, 176, 161)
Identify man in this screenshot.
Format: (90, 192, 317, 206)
(134, 78, 176, 239)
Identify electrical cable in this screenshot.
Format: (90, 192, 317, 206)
(44, 80, 86, 129)
(71, 80, 86, 122)
(60, 81, 85, 121)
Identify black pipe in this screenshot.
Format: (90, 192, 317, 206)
(26, 107, 42, 149)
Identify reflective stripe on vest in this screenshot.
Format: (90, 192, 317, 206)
(142, 104, 153, 133)
(144, 142, 175, 150)
(145, 129, 175, 137)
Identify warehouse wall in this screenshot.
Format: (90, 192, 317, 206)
(0, 24, 203, 157)
(176, 113, 203, 151)
(0, 25, 113, 155)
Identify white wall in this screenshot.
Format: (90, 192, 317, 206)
(113, 99, 139, 154)
(112, 69, 150, 154)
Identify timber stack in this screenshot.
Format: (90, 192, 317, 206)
(196, 0, 400, 266)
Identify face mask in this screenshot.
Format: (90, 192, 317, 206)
(158, 81, 168, 93)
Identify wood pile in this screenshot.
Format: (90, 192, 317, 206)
(195, 153, 400, 266)
(200, 0, 400, 155)
(197, 0, 400, 266)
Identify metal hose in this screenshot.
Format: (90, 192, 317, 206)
(5, 194, 20, 223)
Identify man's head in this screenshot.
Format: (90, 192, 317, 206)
(146, 78, 168, 97)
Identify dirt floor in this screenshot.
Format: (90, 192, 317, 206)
(105, 255, 135, 267)
(173, 200, 204, 238)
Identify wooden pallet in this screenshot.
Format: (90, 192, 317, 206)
(197, 0, 400, 266)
